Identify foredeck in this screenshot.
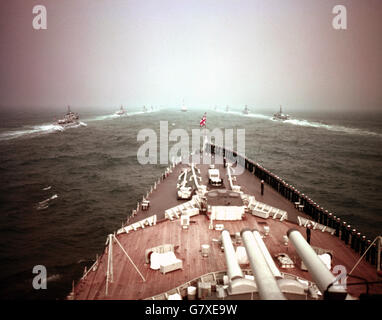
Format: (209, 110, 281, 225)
(128, 153, 309, 225)
(72, 153, 382, 300)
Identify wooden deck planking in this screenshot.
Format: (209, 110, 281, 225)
(73, 157, 381, 300)
(74, 212, 381, 299)
(127, 163, 189, 225)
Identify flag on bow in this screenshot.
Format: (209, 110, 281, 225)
(200, 112, 207, 127)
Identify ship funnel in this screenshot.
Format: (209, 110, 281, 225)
(287, 229, 347, 299)
(221, 230, 243, 281)
(241, 229, 286, 300)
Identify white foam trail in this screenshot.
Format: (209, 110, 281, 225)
(240, 112, 272, 120)
(282, 118, 382, 137)
(36, 205, 49, 210)
(0, 124, 64, 141)
(0, 120, 89, 141)
(37, 124, 65, 132)
(38, 194, 58, 205)
(47, 274, 61, 282)
(127, 111, 145, 116)
(90, 114, 121, 121)
(128, 109, 159, 116)
(36, 193, 58, 210)
(77, 259, 87, 264)
(216, 109, 381, 138)
(216, 109, 273, 120)
(85, 109, 159, 122)
(42, 186, 52, 191)
(0, 108, 159, 140)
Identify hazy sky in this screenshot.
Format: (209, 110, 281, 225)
(0, 0, 381, 111)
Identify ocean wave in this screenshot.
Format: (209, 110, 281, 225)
(86, 109, 160, 122)
(234, 111, 272, 120)
(36, 194, 58, 210)
(216, 109, 381, 138)
(0, 124, 64, 141)
(88, 114, 122, 121)
(127, 109, 160, 116)
(282, 118, 382, 137)
(128, 111, 145, 116)
(0, 122, 87, 141)
(47, 274, 62, 282)
(0, 109, 160, 141)
(216, 109, 273, 120)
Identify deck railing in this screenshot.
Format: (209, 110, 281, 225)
(206, 142, 380, 269)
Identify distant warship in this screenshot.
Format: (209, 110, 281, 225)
(273, 105, 290, 121)
(54, 106, 80, 128)
(115, 105, 126, 116)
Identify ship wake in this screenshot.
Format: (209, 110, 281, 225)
(87, 109, 160, 122)
(36, 194, 58, 210)
(0, 122, 87, 141)
(90, 114, 123, 121)
(283, 118, 382, 137)
(217, 109, 272, 120)
(217, 109, 381, 138)
(0, 124, 64, 141)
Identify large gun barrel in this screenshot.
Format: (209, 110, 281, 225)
(221, 230, 243, 281)
(287, 229, 347, 299)
(241, 229, 285, 300)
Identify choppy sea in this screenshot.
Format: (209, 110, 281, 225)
(0, 106, 381, 299)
